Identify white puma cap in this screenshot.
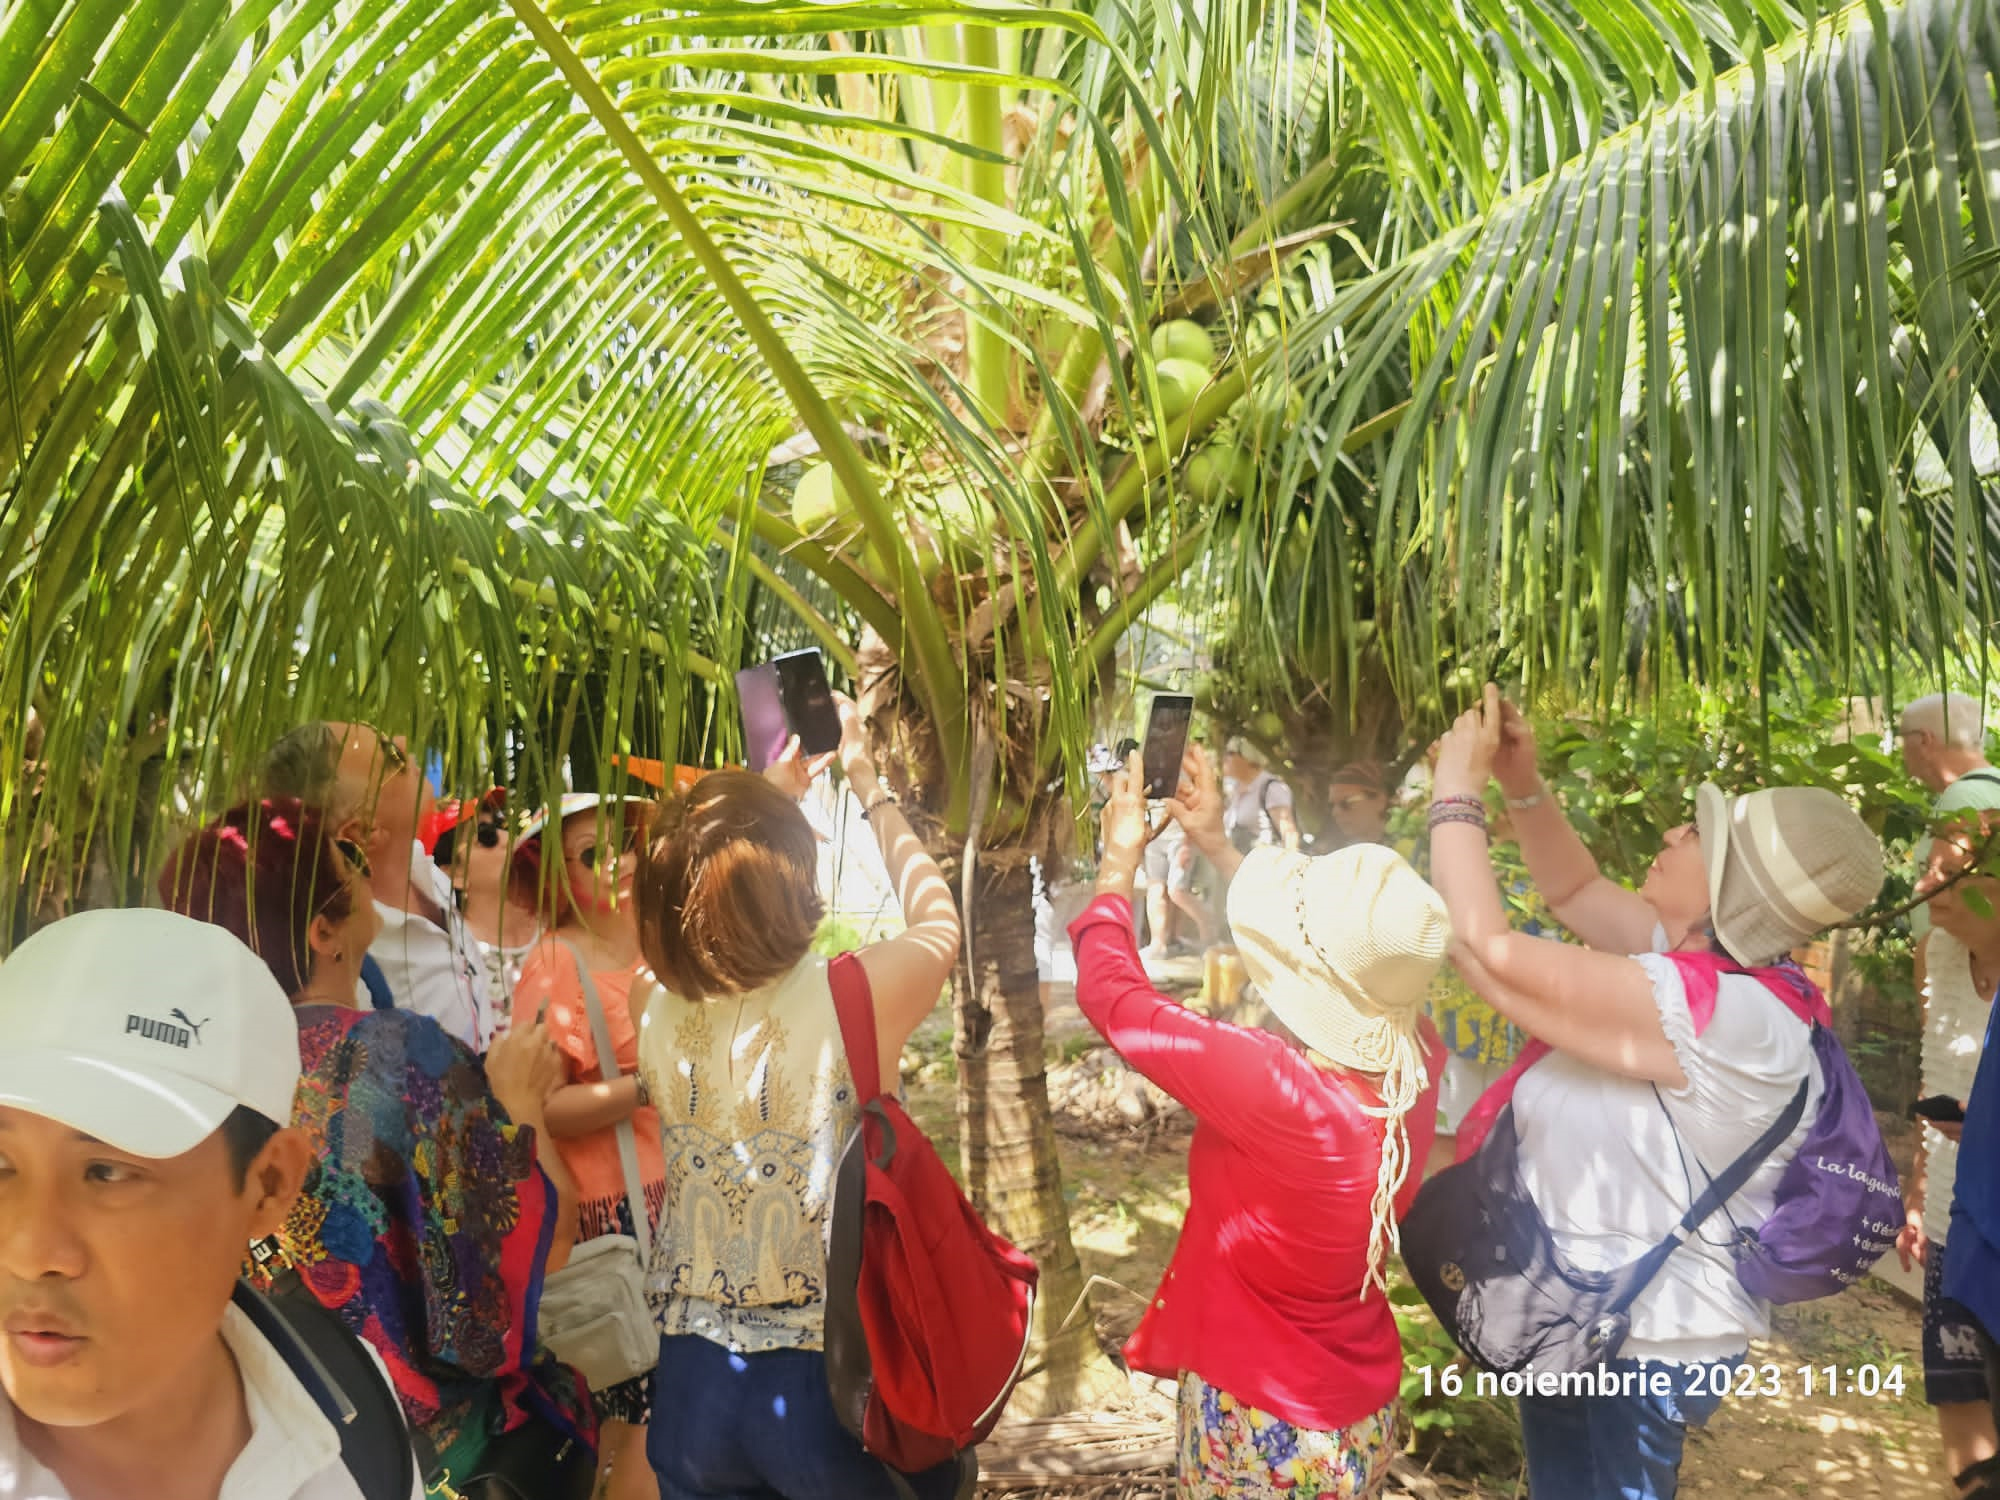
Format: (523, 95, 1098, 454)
(0, 909, 300, 1157)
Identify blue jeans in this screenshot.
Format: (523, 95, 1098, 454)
(646, 1334, 964, 1500)
(1517, 1357, 1739, 1499)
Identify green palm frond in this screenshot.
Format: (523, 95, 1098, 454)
(1194, 0, 2000, 743)
(3, 206, 715, 904)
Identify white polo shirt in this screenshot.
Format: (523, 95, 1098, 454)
(1920, 929, 1992, 1243)
(366, 844, 494, 1050)
(0, 1304, 424, 1500)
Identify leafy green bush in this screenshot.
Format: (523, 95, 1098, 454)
(1391, 1280, 1522, 1483)
(812, 913, 872, 956)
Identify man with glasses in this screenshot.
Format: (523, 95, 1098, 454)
(1902, 694, 2000, 945)
(263, 722, 494, 1050)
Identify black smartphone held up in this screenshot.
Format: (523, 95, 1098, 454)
(1912, 1094, 1968, 1125)
(736, 664, 788, 773)
(773, 648, 844, 757)
(1141, 694, 1195, 800)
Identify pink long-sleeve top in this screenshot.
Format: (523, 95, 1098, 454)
(1068, 892, 1444, 1431)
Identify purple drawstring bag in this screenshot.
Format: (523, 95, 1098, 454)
(1664, 954, 1902, 1304)
(1728, 1024, 1902, 1302)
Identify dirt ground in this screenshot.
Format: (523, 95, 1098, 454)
(905, 977, 1956, 1500)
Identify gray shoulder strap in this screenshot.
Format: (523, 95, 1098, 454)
(555, 938, 651, 1258)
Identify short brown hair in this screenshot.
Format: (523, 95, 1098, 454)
(635, 770, 822, 1000)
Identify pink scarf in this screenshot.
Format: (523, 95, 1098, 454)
(1452, 951, 1830, 1161)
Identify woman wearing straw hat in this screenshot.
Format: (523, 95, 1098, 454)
(1071, 750, 1448, 1499)
(1427, 686, 1885, 1499)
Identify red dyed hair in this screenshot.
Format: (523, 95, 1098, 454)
(158, 797, 353, 999)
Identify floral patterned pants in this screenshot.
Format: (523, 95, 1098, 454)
(1176, 1371, 1400, 1499)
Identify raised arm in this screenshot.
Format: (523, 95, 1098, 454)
(1165, 748, 1245, 888)
(1430, 689, 1685, 1087)
(847, 699, 961, 1086)
(1488, 697, 1663, 953)
(1076, 752, 1301, 1134)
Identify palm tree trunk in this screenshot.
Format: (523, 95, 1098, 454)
(950, 853, 1113, 1414)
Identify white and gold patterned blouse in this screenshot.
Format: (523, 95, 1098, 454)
(635, 956, 859, 1352)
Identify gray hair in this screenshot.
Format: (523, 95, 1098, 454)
(1901, 693, 1987, 750)
(1225, 738, 1266, 768)
(262, 722, 348, 813)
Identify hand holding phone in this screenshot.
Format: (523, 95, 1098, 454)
(1141, 695, 1195, 800)
(1912, 1094, 1967, 1125)
(739, 650, 844, 771)
(773, 649, 843, 757)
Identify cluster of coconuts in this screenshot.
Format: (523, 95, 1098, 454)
(1149, 319, 1304, 508)
(789, 461, 990, 584)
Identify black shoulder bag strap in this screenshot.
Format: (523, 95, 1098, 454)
(1631, 1075, 1812, 1304)
(233, 1274, 420, 1500)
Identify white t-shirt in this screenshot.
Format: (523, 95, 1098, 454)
(1920, 930, 1992, 1242)
(1225, 772, 1294, 847)
(1514, 953, 1821, 1365)
(366, 844, 494, 1050)
(0, 1304, 423, 1500)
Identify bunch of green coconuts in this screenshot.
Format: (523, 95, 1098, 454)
(784, 317, 1303, 582)
(1149, 318, 1304, 508)
(788, 461, 990, 585)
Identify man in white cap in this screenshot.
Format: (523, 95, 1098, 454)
(0, 909, 422, 1500)
(263, 721, 494, 1050)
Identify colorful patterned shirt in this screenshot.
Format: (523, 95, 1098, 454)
(255, 1006, 592, 1468)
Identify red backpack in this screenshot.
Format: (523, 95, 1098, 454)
(822, 954, 1039, 1490)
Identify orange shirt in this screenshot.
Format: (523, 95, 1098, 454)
(514, 937, 667, 1236)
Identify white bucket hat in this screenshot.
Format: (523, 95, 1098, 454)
(1693, 783, 1885, 966)
(517, 791, 649, 846)
(1226, 843, 1451, 1294)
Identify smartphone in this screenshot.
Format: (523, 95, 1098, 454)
(736, 664, 789, 773)
(773, 648, 844, 757)
(1912, 1094, 1967, 1125)
(1141, 695, 1194, 800)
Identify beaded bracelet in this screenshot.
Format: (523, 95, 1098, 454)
(1429, 794, 1487, 814)
(1428, 804, 1490, 833)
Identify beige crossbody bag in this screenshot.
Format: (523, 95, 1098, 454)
(535, 941, 658, 1391)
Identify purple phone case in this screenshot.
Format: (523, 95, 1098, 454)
(737, 664, 788, 773)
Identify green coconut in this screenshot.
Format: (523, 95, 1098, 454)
(1252, 710, 1286, 743)
(1155, 358, 1211, 422)
(1150, 319, 1216, 369)
(790, 462, 849, 535)
(1183, 442, 1260, 505)
(904, 482, 988, 579)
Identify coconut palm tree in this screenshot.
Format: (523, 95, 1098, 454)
(9, 0, 2000, 1411)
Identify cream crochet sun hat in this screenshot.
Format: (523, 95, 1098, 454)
(1693, 783, 1885, 966)
(1226, 842, 1451, 1296)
